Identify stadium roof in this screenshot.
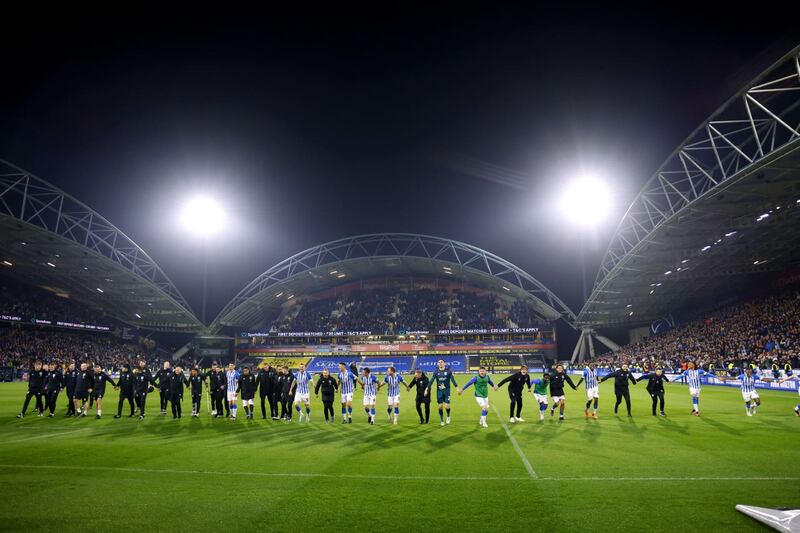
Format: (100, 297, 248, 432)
(0, 160, 204, 332)
(211, 233, 577, 331)
(578, 46, 800, 329)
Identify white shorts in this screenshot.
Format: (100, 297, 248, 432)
(551, 395, 565, 403)
(387, 395, 400, 405)
(341, 392, 353, 403)
(534, 393, 548, 404)
(227, 391, 238, 402)
(742, 391, 760, 402)
(474, 396, 489, 408)
(363, 395, 376, 405)
(689, 388, 700, 397)
(586, 387, 599, 399)
(294, 393, 310, 403)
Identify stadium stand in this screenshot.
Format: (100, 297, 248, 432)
(0, 327, 163, 373)
(591, 290, 800, 373)
(267, 287, 543, 334)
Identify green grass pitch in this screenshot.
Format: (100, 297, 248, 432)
(0, 375, 798, 532)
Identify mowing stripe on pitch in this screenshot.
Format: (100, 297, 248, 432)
(1, 427, 93, 444)
(0, 465, 796, 482)
(0, 464, 528, 481)
(490, 403, 538, 479)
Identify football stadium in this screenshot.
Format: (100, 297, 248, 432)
(2, 14, 800, 533)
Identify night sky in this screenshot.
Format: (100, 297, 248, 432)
(2, 8, 797, 340)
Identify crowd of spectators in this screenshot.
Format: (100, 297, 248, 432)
(589, 291, 800, 372)
(508, 300, 538, 328)
(271, 287, 542, 334)
(0, 327, 163, 372)
(396, 289, 449, 331)
(451, 290, 503, 329)
(280, 296, 338, 332)
(336, 289, 395, 332)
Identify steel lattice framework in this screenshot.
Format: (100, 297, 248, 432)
(212, 233, 577, 330)
(578, 45, 800, 326)
(0, 159, 203, 331)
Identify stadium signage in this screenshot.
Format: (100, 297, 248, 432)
(436, 327, 540, 334)
(55, 321, 111, 331)
(242, 330, 372, 338)
(0, 314, 22, 322)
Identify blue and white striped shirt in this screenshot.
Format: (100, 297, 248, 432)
(362, 374, 378, 397)
(738, 373, 759, 393)
(294, 371, 312, 395)
(226, 370, 240, 393)
(338, 370, 356, 394)
(582, 368, 598, 389)
(384, 374, 404, 396)
(676, 369, 709, 389)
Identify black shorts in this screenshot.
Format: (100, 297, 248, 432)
(73, 393, 88, 401)
(92, 392, 104, 400)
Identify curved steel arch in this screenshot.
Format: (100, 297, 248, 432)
(212, 233, 577, 330)
(0, 159, 201, 327)
(579, 45, 800, 324)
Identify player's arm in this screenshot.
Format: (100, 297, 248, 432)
(669, 371, 686, 383)
(105, 373, 117, 388)
(564, 374, 577, 390)
(488, 378, 497, 391)
(450, 373, 458, 388)
(332, 378, 338, 391)
(314, 379, 321, 395)
(423, 372, 434, 396)
(458, 377, 477, 395)
(496, 375, 512, 388)
(629, 373, 637, 385)
(599, 371, 615, 383)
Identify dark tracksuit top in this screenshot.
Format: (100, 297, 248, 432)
(28, 369, 46, 393)
(237, 374, 257, 400)
(117, 371, 134, 397)
(189, 374, 205, 397)
(207, 371, 226, 397)
(92, 372, 116, 398)
(408, 375, 431, 403)
(65, 369, 78, 394)
(44, 370, 64, 395)
(497, 372, 531, 397)
(280, 373, 296, 400)
(256, 368, 277, 397)
(155, 369, 173, 392)
(169, 373, 189, 399)
(314, 376, 338, 403)
(133, 370, 154, 395)
(640, 373, 669, 394)
(601, 369, 637, 391)
(549, 372, 577, 397)
(74, 370, 95, 399)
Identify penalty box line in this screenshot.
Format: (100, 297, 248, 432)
(1, 464, 796, 482)
(490, 403, 538, 479)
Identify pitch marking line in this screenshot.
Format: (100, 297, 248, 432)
(490, 403, 538, 479)
(0, 465, 796, 482)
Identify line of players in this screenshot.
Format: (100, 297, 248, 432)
(16, 358, 800, 424)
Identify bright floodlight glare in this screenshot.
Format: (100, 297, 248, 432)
(559, 176, 611, 227)
(181, 196, 225, 236)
